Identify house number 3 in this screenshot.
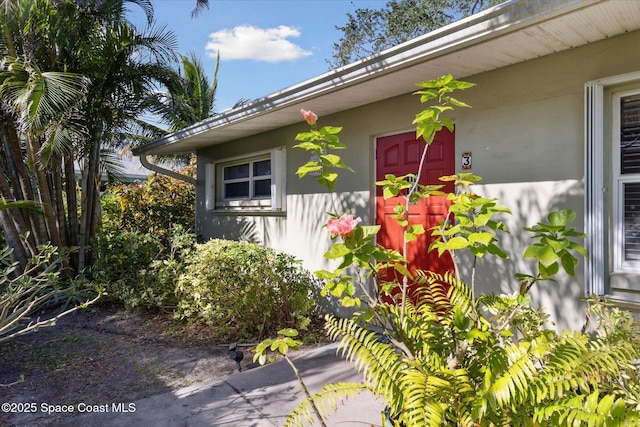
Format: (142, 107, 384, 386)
(461, 152, 472, 170)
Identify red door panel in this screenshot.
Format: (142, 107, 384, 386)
(375, 129, 455, 300)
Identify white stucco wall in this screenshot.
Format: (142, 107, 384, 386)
(196, 29, 640, 330)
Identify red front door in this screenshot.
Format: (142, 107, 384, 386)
(375, 130, 455, 298)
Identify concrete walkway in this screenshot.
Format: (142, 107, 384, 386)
(59, 343, 385, 426)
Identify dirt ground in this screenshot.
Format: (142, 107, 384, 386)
(0, 303, 275, 426)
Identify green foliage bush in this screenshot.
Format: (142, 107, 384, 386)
(96, 163, 197, 311)
(91, 227, 321, 341)
(175, 239, 322, 339)
(101, 163, 195, 246)
(91, 226, 195, 311)
(95, 163, 321, 339)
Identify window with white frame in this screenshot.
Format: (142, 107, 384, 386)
(205, 147, 286, 212)
(614, 92, 640, 271)
(585, 71, 640, 299)
(222, 157, 272, 201)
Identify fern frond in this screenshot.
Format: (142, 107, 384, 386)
(325, 315, 405, 414)
(411, 269, 449, 310)
(533, 391, 637, 427)
(486, 341, 539, 411)
(534, 332, 637, 403)
(386, 300, 451, 360)
(534, 333, 594, 402)
(401, 368, 450, 427)
(413, 270, 473, 317)
(283, 382, 369, 427)
(398, 366, 477, 427)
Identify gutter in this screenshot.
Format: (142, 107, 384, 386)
(138, 154, 196, 185)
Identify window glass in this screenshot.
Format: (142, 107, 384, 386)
(221, 157, 272, 201)
(584, 76, 640, 296)
(624, 182, 640, 261)
(619, 94, 640, 265)
(253, 160, 271, 177)
(254, 179, 271, 197)
(621, 94, 640, 174)
(224, 182, 249, 199)
(224, 163, 249, 180)
(209, 148, 284, 212)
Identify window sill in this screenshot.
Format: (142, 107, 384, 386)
(600, 294, 640, 313)
(208, 208, 286, 217)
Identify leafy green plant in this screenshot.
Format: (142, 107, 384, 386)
(175, 239, 322, 340)
(101, 162, 196, 246)
(255, 74, 640, 426)
(96, 163, 198, 311)
(90, 225, 196, 311)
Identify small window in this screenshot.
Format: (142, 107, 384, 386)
(205, 147, 286, 212)
(222, 157, 271, 201)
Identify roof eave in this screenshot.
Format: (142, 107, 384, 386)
(132, 0, 599, 156)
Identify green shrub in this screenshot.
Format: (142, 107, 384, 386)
(101, 163, 195, 247)
(90, 226, 321, 340)
(91, 227, 197, 310)
(91, 229, 160, 287)
(175, 239, 322, 340)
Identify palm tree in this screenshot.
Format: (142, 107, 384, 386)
(139, 51, 219, 167)
(0, 0, 177, 271)
(155, 51, 220, 131)
(0, 0, 91, 268)
(72, 16, 177, 268)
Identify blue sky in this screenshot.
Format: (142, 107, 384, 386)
(128, 0, 386, 111)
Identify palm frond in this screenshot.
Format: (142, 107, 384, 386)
(0, 198, 42, 213)
(190, 0, 209, 18)
(39, 110, 87, 165)
(0, 57, 88, 135)
(136, 23, 178, 64)
(99, 149, 127, 182)
(125, 0, 154, 24)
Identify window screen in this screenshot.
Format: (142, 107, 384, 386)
(621, 94, 640, 174)
(621, 94, 640, 262)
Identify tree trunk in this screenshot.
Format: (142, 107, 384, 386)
(0, 209, 28, 269)
(0, 108, 43, 249)
(26, 135, 62, 250)
(78, 139, 101, 270)
(64, 151, 79, 271)
(0, 163, 31, 267)
(51, 157, 69, 249)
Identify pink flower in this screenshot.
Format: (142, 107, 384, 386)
(300, 108, 317, 126)
(327, 214, 362, 237)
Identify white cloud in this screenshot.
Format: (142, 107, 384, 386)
(205, 25, 312, 63)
